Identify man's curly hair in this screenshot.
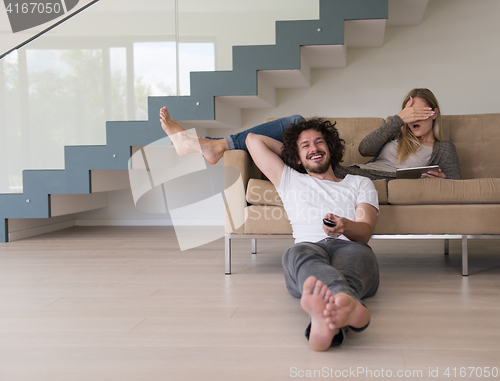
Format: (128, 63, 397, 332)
(281, 118, 345, 174)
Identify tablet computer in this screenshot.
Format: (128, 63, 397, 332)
(396, 165, 440, 179)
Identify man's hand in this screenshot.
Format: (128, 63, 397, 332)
(322, 214, 344, 238)
(323, 203, 378, 244)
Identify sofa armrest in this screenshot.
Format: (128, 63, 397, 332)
(223, 150, 262, 190)
(223, 150, 263, 234)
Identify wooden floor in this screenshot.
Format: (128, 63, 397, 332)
(0, 226, 499, 381)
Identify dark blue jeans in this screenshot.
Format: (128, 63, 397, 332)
(225, 115, 305, 151)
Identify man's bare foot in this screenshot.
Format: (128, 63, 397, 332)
(300, 276, 339, 351)
(324, 293, 371, 331)
(159, 107, 228, 165)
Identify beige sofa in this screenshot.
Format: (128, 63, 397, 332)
(223, 114, 500, 275)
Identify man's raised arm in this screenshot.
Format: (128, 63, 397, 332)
(245, 133, 285, 187)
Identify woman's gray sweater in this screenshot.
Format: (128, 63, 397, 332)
(335, 115, 461, 180)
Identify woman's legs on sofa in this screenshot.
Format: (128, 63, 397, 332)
(225, 114, 305, 151)
(160, 106, 228, 165)
(160, 106, 304, 164)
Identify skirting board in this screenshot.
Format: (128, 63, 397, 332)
(9, 219, 76, 241)
(75, 219, 225, 226)
(6, 218, 224, 241)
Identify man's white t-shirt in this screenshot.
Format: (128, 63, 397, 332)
(275, 165, 379, 244)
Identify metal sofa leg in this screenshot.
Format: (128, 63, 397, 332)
(252, 238, 257, 254)
(462, 235, 468, 276)
(225, 235, 232, 275)
(444, 239, 449, 255)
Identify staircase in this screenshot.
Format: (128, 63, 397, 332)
(0, 0, 429, 242)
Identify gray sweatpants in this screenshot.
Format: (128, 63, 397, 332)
(282, 238, 380, 347)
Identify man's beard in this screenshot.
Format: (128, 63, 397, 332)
(303, 152, 331, 174)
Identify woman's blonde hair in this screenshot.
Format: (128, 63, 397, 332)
(396, 88, 442, 163)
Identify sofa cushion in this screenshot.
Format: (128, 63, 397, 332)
(372, 179, 388, 205)
(388, 178, 500, 205)
(374, 204, 500, 235)
(246, 179, 283, 206)
(244, 206, 292, 234)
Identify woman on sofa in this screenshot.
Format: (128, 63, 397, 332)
(160, 88, 461, 180)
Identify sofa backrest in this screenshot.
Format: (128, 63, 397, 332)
(267, 113, 500, 179)
(265, 117, 386, 167)
(441, 114, 500, 179)
(318, 117, 385, 167)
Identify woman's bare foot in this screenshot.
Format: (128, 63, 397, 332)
(159, 107, 198, 156)
(300, 276, 338, 351)
(324, 293, 371, 331)
(159, 106, 228, 165)
(198, 137, 228, 165)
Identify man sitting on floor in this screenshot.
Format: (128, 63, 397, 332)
(245, 118, 380, 351)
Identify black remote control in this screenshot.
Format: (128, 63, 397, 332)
(323, 218, 336, 227)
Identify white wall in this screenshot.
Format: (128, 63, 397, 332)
(0, 0, 487, 229)
(242, 0, 500, 130)
(0, 0, 318, 194)
(79, 0, 500, 227)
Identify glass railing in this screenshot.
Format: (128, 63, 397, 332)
(0, 0, 99, 59)
(0, 0, 319, 193)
